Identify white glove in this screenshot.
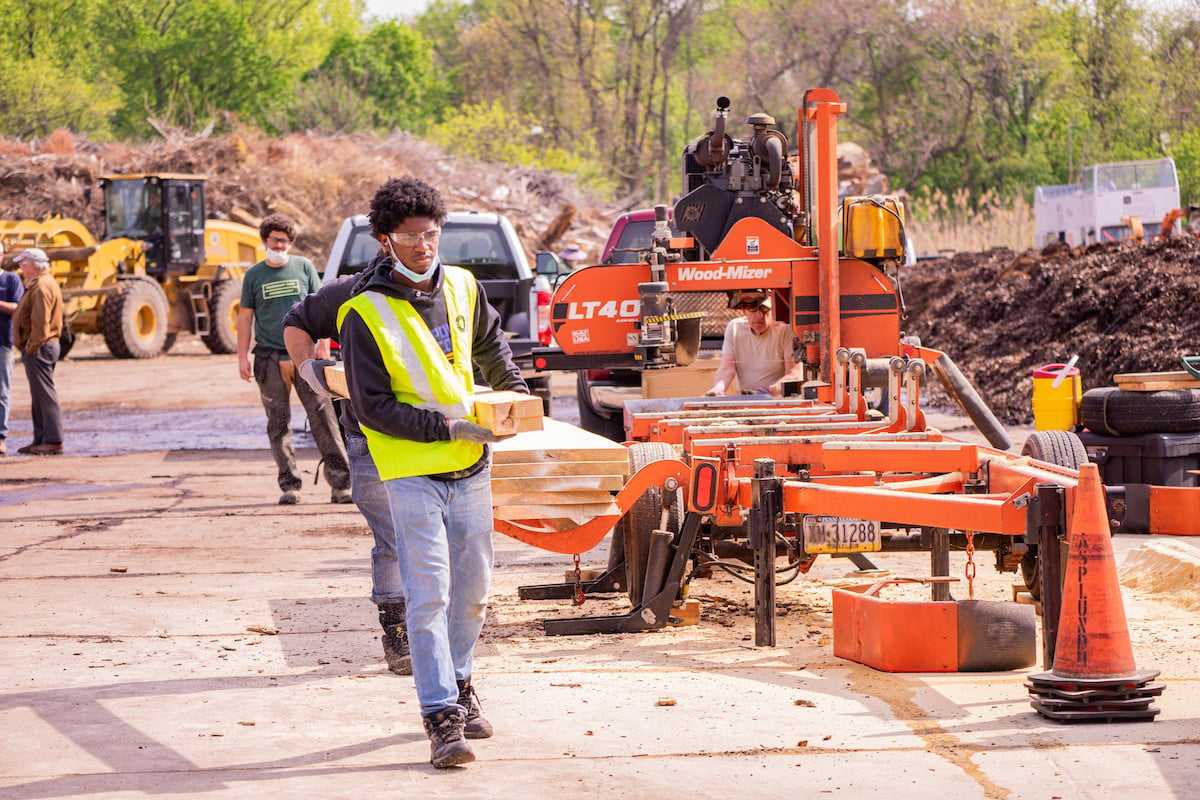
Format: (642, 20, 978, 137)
(448, 418, 502, 444)
(298, 358, 337, 399)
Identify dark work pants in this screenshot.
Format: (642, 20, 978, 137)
(254, 350, 350, 493)
(22, 340, 63, 445)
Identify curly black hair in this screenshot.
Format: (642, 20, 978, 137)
(258, 213, 296, 242)
(369, 176, 447, 236)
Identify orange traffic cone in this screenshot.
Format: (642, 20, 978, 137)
(1026, 463, 1163, 722)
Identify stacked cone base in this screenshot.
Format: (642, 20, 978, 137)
(1027, 670, 1161, 723)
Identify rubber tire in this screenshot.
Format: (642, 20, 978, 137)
(1019, 430, 1089, 600)
(202, 278, 242, 355)
(1080, 386, 1200, 435)
(101, 277, 169, 359)
(57, 323, 76, 360)
(161, 332, 178, 353)
(617, 441, 684, 606)
(576, 370, 626, 442)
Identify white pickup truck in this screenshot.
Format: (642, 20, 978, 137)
(322, 211, 554, 410)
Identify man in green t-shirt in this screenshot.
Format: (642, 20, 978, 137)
(237, 214, 350, 505)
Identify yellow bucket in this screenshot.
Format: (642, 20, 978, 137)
(1032, 363, 1082, 431)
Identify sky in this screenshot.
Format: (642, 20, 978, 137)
(365, 0, 431, 19)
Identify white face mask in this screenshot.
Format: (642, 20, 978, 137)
(265, 248, 289, 266)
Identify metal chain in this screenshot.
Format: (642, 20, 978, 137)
(964, 531, 977, 599)
(572, 553, 585, 606)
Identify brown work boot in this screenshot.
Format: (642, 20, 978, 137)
(16, 442, 36, 455)
(278, 490, 300, 505)
(422, 706, 475, 768)
(0, 439, 6, 456)
(28, 443, 63, 456)
(457, 677, 493, 739)
(377, 602, 411, 675)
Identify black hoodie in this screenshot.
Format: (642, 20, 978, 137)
(283, 253, 527, 452)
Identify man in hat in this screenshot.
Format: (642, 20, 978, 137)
(558, 242, 587, 271)
(0, 240, 25, 456)
(11, 248, 64, 455)
(706, 290, 797, 397)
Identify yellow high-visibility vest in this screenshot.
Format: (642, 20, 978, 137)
(336, 266, 482, 479)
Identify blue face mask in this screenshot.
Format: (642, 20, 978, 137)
(384, 239, 437, 284)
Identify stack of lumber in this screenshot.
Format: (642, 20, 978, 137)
(1114, 371, 1200, 392)
(491, 418, 630, 525)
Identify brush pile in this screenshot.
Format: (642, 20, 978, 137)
(0, 125, 616, 262)
(904, 236, 1200, 423)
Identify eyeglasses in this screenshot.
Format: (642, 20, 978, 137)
(737, 303, 768, 312)
(387, 229, 441, 247)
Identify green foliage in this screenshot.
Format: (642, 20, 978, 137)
(296, 21, 437, 132)
(428, 101, 616, 196)
(1172, 129, 1200, 205)
(102, 0, 354, 134)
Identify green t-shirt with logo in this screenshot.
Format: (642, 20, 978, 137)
(240, 255, 321, 357)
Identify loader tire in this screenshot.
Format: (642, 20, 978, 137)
(202, 278, 242, 355)
(617, 442, 683, 607)
(1080, 386, 1200, 435)
(101, 277, 169, 359)
(1019, 430, 1089, 600)
(161, 333, 178, 354)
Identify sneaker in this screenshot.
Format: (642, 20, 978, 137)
(457, 678, 493, 739)
(422, 707, 475, 768)
(377, 602, 411, 676)
(28, 443, 63, 456)
(279, 490, 300, 505)
(0, 439, 6, 456)
(330, 488, 353, 504)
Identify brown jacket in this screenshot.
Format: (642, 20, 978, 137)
(14, 271, 63, 354)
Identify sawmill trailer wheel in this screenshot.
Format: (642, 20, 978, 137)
(617, 442, 684, 606)
(1019, 430, 1089, 599)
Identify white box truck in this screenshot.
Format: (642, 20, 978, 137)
(1034, 158, 1181, 247)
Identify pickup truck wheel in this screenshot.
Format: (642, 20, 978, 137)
(1019, 430, 1089, 600)
(576, 370, 625, 441)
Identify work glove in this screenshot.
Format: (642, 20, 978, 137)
(298, 358, 338, 399)
(448, 418, 503, 444)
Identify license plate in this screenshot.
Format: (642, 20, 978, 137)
(802, 516, 881, 554)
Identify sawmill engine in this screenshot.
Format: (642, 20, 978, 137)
(673, 96, 801, 255)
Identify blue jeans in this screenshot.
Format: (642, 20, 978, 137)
(0, 345, 11, 441)
(345, 432, 404, 605)
(383, 465, 493, 716)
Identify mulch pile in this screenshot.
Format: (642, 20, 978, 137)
(0, 126, 616, 262)
(903, 236, 1200, 423)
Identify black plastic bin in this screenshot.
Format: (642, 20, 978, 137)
(1078, 429, 1200, 487)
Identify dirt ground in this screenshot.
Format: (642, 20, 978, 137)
(2, 337, 1199, 799)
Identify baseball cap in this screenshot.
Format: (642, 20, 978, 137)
(729, 290, 771, 310)
(13, 248, 50, 266)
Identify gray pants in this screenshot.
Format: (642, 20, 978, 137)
(253, 350, 350, 493)
(22, 340, 63, 445)
(0, 345, 12, 441)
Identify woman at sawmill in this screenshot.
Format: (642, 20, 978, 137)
(335, 176, 528, 768)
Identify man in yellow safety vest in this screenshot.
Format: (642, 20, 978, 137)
(333, 176, 528, 768)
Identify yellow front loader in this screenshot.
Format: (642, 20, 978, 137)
(0, 174, 263, 358)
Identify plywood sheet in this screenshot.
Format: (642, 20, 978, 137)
(493, 502, 620, 524)
(492, 490, 615, 505)
(641, 359, 720, 399)
(490, 460, 629, 478)
(491, 418, 629, 465)
(490, 475, 624, 493)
